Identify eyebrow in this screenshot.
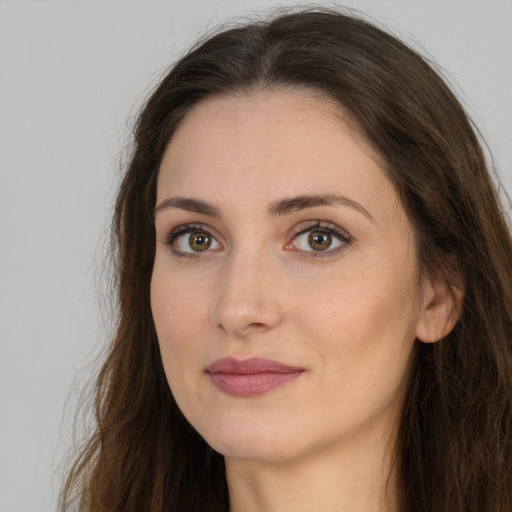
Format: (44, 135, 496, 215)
(268, 194, 373, 221)
(154, 194, 373, 221)
(154, 197, 221, 218)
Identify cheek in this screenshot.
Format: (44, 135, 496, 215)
(303, 276, 417, 417)
(291, 264, 419, 371)
(150, 265, 211, 385)
(151, 258, 211, 334)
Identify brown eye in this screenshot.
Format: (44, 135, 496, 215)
(189, 232, 212, 252)
(288, 223, 350, 256)
(308, 231, 332, 251)
(169, 225, 221, 256)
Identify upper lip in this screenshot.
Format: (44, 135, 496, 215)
(206, 357, 304, 375)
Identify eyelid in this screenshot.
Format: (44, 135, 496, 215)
(164, 223, 223, 257)
(160, 220, 352, 258)
(285, 220, 352, 256)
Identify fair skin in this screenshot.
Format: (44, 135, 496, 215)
(151, 89, 459, 512)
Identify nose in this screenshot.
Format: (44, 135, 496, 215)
(211, 248, 284, 338)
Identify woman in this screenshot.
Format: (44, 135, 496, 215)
(60, 7, 512, 512)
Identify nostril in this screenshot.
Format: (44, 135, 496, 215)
(212, 280, 283, 336)
(217, 321, 266, 332)
(248, 322, 266, 329)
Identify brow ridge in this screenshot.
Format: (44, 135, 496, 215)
(154, 193, 373, 221)
(268, 194, 373, 220)
(154, 197, 221, 218)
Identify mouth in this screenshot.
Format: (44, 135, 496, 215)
(206, 357, 305, 398)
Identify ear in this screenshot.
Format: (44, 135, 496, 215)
(415, 276, 464, 343)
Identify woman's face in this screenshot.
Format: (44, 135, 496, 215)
(151, 89, 431, 463)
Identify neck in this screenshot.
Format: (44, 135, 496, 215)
(225, 423, 399, 512)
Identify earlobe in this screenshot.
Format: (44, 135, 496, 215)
(415, 278, 464, 344)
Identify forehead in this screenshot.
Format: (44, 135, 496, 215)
(157, 89, 399, 221)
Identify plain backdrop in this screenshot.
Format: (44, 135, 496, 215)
(0, 1, 511, 511)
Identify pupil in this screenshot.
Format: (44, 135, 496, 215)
(309, 231, 331, 251)
(190, 232, 210, 251)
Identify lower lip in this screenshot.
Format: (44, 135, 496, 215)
(208, 371, 303, 397)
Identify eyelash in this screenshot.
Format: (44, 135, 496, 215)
(165, 223, 216, 258)
(164, 221, 352, 258)
(289, 221, 352, 257)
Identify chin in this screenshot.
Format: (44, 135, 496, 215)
(197, 418, 309, 463)
(212, 439, 300, 463)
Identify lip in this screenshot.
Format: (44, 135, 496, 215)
(206, 357, 305, 397)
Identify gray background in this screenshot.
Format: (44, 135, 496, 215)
(1, 1, 511, 511)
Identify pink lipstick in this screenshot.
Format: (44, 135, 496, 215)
(206, 357, 304, 397)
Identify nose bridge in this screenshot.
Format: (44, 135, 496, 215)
(211, 240, 282, 336)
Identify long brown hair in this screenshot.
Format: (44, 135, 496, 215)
(60, 7, 512, 511)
